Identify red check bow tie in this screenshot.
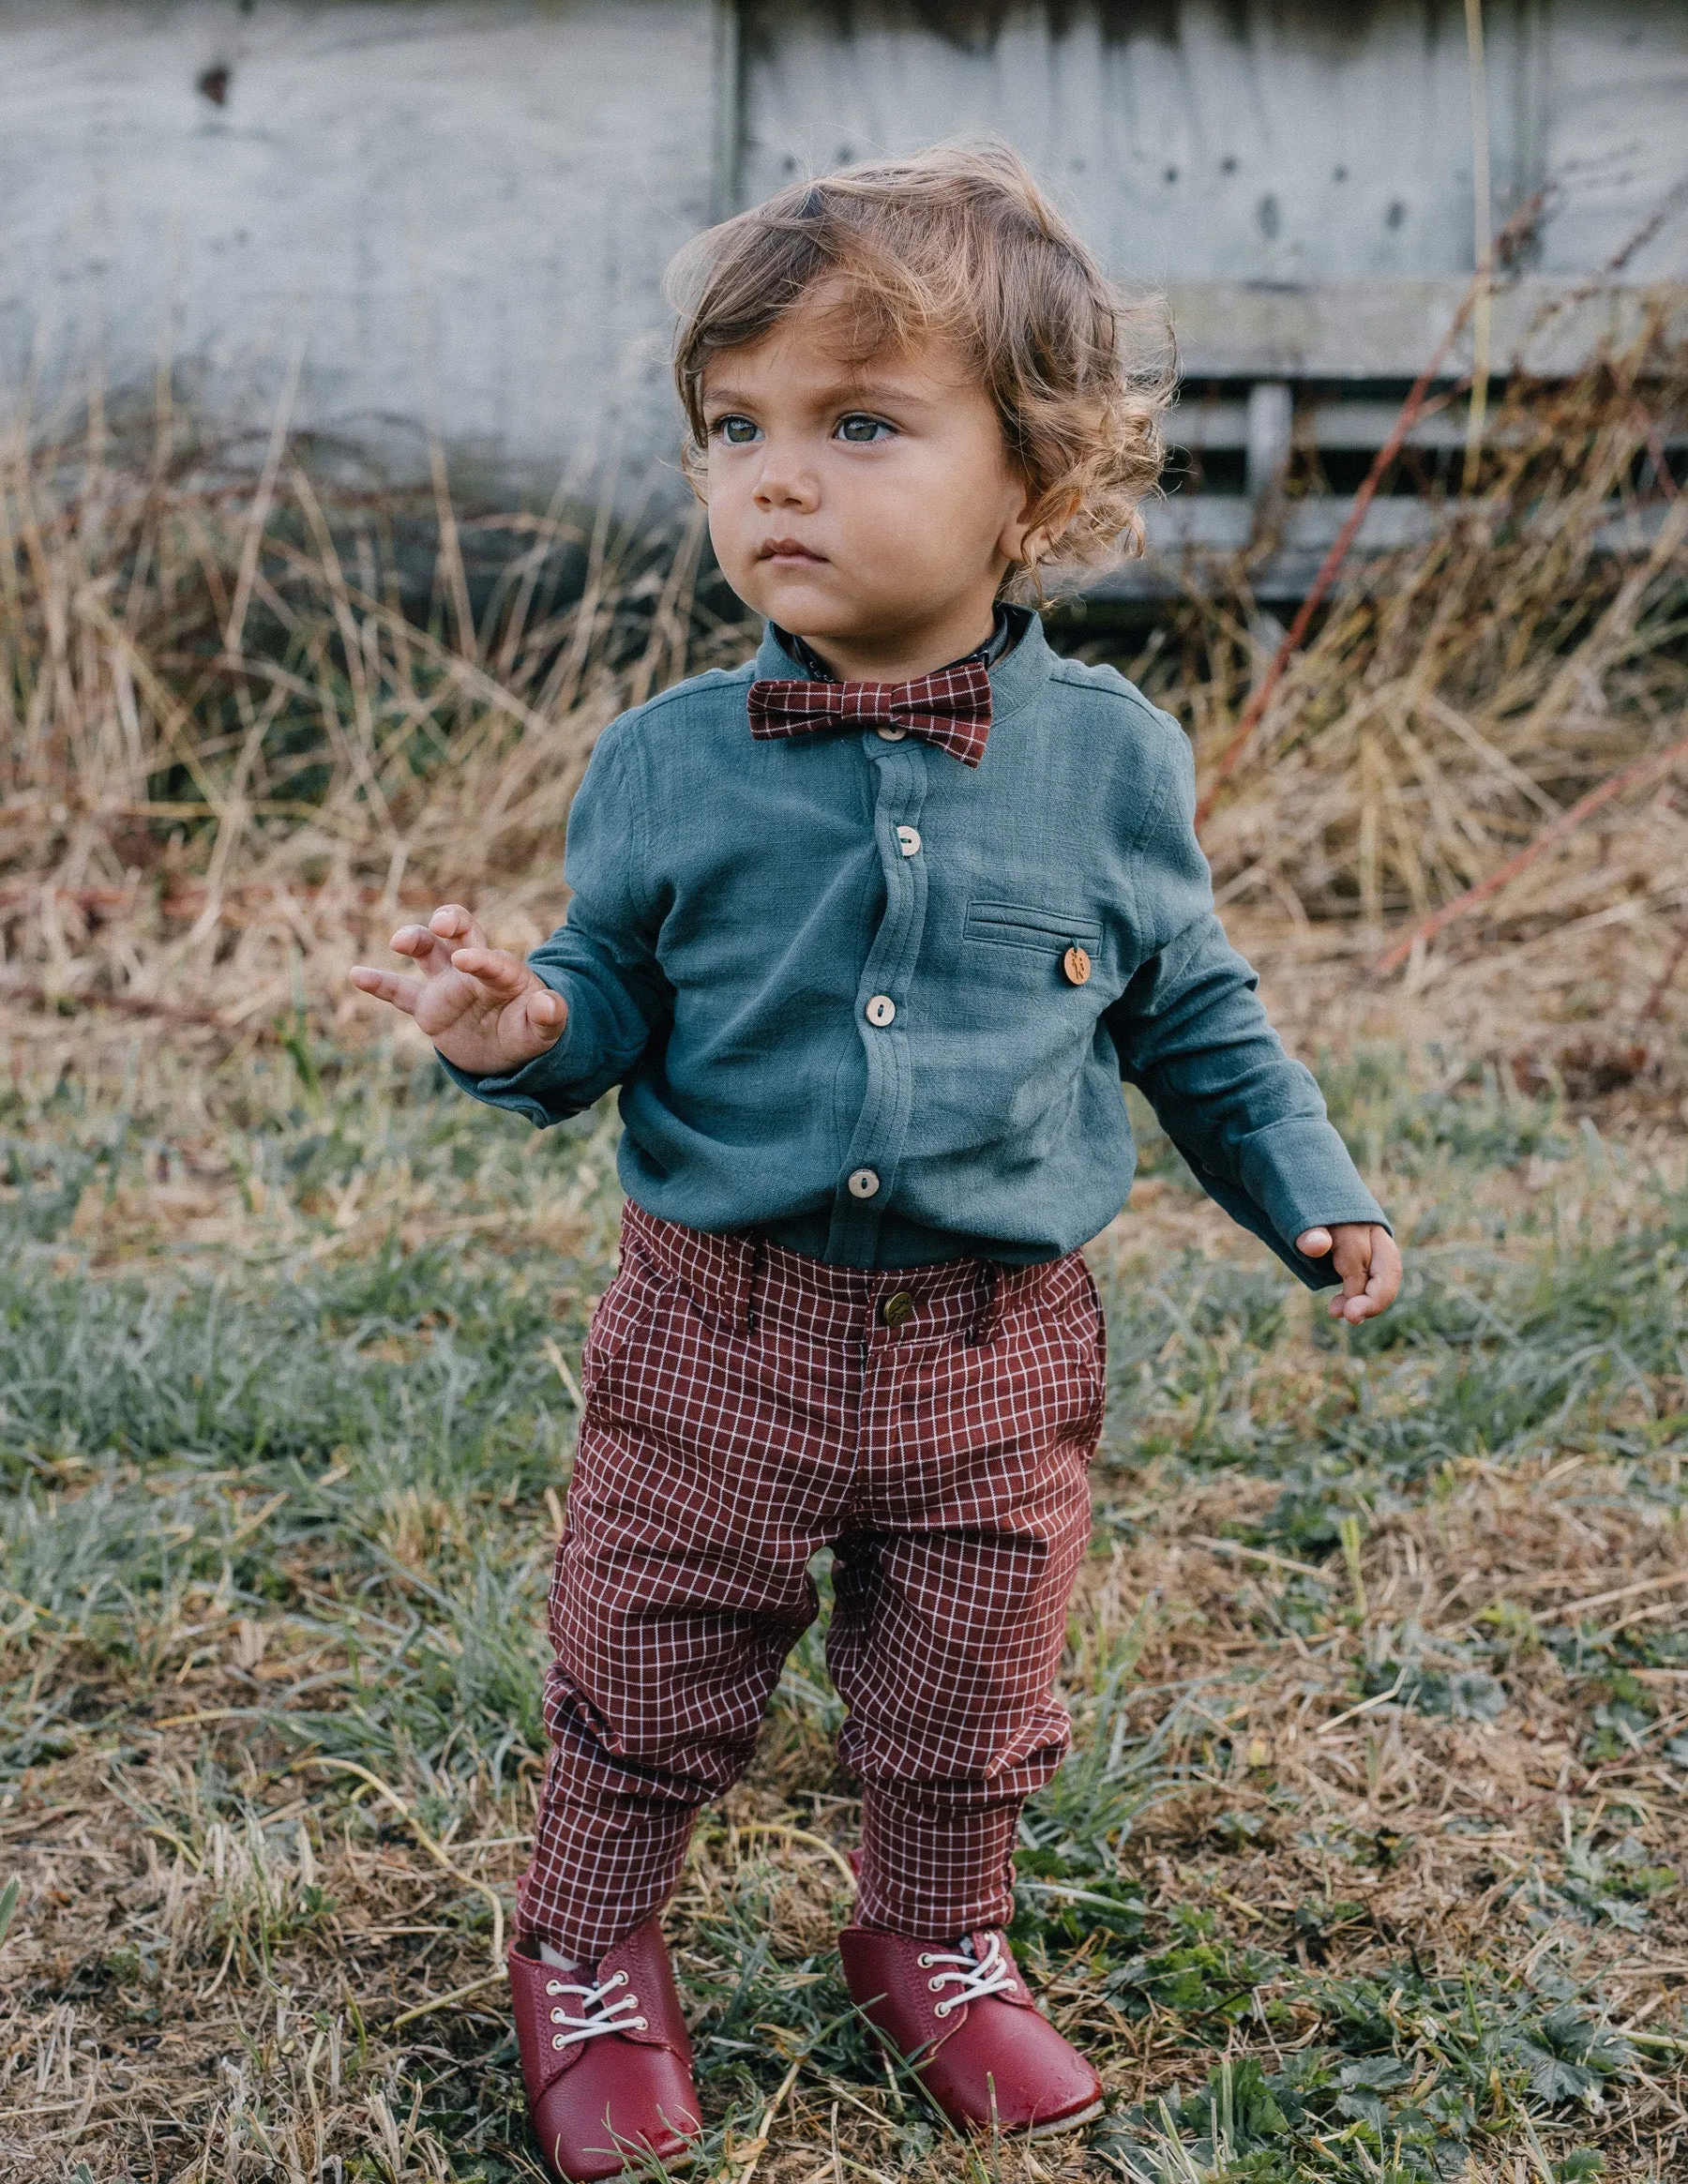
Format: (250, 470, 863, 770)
(746, 657, 992, 768)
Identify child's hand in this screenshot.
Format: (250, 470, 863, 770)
(349, 905, 566, 1076)
(1294, 1223, 1401, 1324)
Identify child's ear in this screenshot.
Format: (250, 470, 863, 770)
(1006, 485, 1081, 572)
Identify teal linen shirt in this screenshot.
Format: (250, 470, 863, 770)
(446, 614, 1387, 1284)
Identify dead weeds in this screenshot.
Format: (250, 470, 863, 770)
(1, 340, 1686, 2178)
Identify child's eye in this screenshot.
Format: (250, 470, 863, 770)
(836, 414, 894, 444)
(711, 414, 761, 445)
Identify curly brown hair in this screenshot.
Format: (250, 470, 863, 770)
(666, 141, 1173, 593)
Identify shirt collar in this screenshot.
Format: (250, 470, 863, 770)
(767, 604, 1029, 685)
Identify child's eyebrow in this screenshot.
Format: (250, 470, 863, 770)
(701, 369, 941, 415)
(830, 378, 931, 409)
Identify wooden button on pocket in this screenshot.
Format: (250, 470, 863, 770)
(1063, 944, 1092, 986)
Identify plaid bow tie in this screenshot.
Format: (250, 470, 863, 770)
(746, 657, 992, 768)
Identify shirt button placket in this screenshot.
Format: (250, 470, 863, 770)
(828, 740, 928, 1263)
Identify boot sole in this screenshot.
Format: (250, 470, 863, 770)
(1022, 2097, 1106, 2139)
(560, 2147, 699, 2183)
(947, 2098, 1106, 2139)
(548, 2132, 701, 2182)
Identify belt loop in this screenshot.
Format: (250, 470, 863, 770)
(744, 1239, 765, 1334)
(972, 1262, 1004, 1347)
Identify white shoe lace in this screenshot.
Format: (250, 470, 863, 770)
(540, 1966, 648, 2052)
(916, 1934, 1016, 2020)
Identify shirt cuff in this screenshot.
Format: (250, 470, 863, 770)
(1206, 1113, 1391, 1289)
(435, 973, 584, 1125)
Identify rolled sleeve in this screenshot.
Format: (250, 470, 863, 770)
(437, 970, 591, 1124)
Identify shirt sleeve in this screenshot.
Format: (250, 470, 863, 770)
(438, 725, 670, 1125)
(1104, 723, 1390, 1289)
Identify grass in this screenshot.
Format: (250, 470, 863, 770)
(0, 1033, 1684, 2182)
(2, 315, 1686, 2179)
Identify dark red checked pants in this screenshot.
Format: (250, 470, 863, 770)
(517, 1202, 1106, 1962)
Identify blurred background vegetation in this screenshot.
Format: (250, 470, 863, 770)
(0, 314, 1683, 2180)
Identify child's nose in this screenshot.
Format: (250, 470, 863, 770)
(752, 453, 819, 511)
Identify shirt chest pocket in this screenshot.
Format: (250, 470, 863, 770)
(960, 895, 1105, 983)
(965, 898, 1102, 958)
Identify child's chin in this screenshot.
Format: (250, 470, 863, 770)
(751, 569, 850, 622)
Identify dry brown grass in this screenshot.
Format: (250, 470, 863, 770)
(1, 321, 1685, 1065)
(1144, 318, 1688, 1071)
(0, 388, 742, 1046)
(1, 335, 1686, 2182)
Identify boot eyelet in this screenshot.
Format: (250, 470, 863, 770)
(927, 1977, 943, 1992)
(545, 1981, 564, 1996)
(917, 1953, 934, 1966)
(550, 2009, 567, 2024)
(552, 2035, 567, 2049)
(933, 2001, 951, 2018)
(634, 2016, 648, 2029)
(625, 1993, 638, 2008)
(609, 1970, 628, 1987)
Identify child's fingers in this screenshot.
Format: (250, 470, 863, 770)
(430, 903, 488, 951)
(449, 946, 528, 995)
(348, 966, 420, 1016)
(388, 923, 457, 973)
(1355, 1231, 1403, 1318)
(1295, 1227, 1334, 1258)
(520, 984, 568, 1039)
(1329, 1227, 1402, 1321)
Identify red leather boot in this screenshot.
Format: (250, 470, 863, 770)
(509, 1918, 702, 2180)
(838, 1925, 1102, 2137)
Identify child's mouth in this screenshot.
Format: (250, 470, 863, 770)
(760, 538, 827, 564)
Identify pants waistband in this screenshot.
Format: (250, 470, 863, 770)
(618, 1198, 1076, 1347)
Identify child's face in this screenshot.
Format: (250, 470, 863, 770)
(700, 286, 1035, 676)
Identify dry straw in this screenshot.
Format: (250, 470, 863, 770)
(1169, 311, 1688, 1017)
(0, 307, 1684, 1048)
(0, 385, 737, 1042)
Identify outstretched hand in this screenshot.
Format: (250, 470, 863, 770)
(1294, 1222, 1401, 1323)
(349, 904, 566, 1077)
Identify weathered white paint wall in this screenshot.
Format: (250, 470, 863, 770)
(1, 0, 1681, 490)
(0, 0, 726, 490)
(1540, 1, 1688, 275)
(744, 0, 1545, 285)
(740, 0, 1688, 376)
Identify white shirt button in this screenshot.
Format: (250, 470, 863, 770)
(848, 1167, 881, 1199)
(875, 725, 908, 742)
(865, 994, 897, 1027)
(896, 826, 922, 857)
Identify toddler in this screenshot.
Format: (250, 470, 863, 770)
(352, 144, 1399, 2180)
